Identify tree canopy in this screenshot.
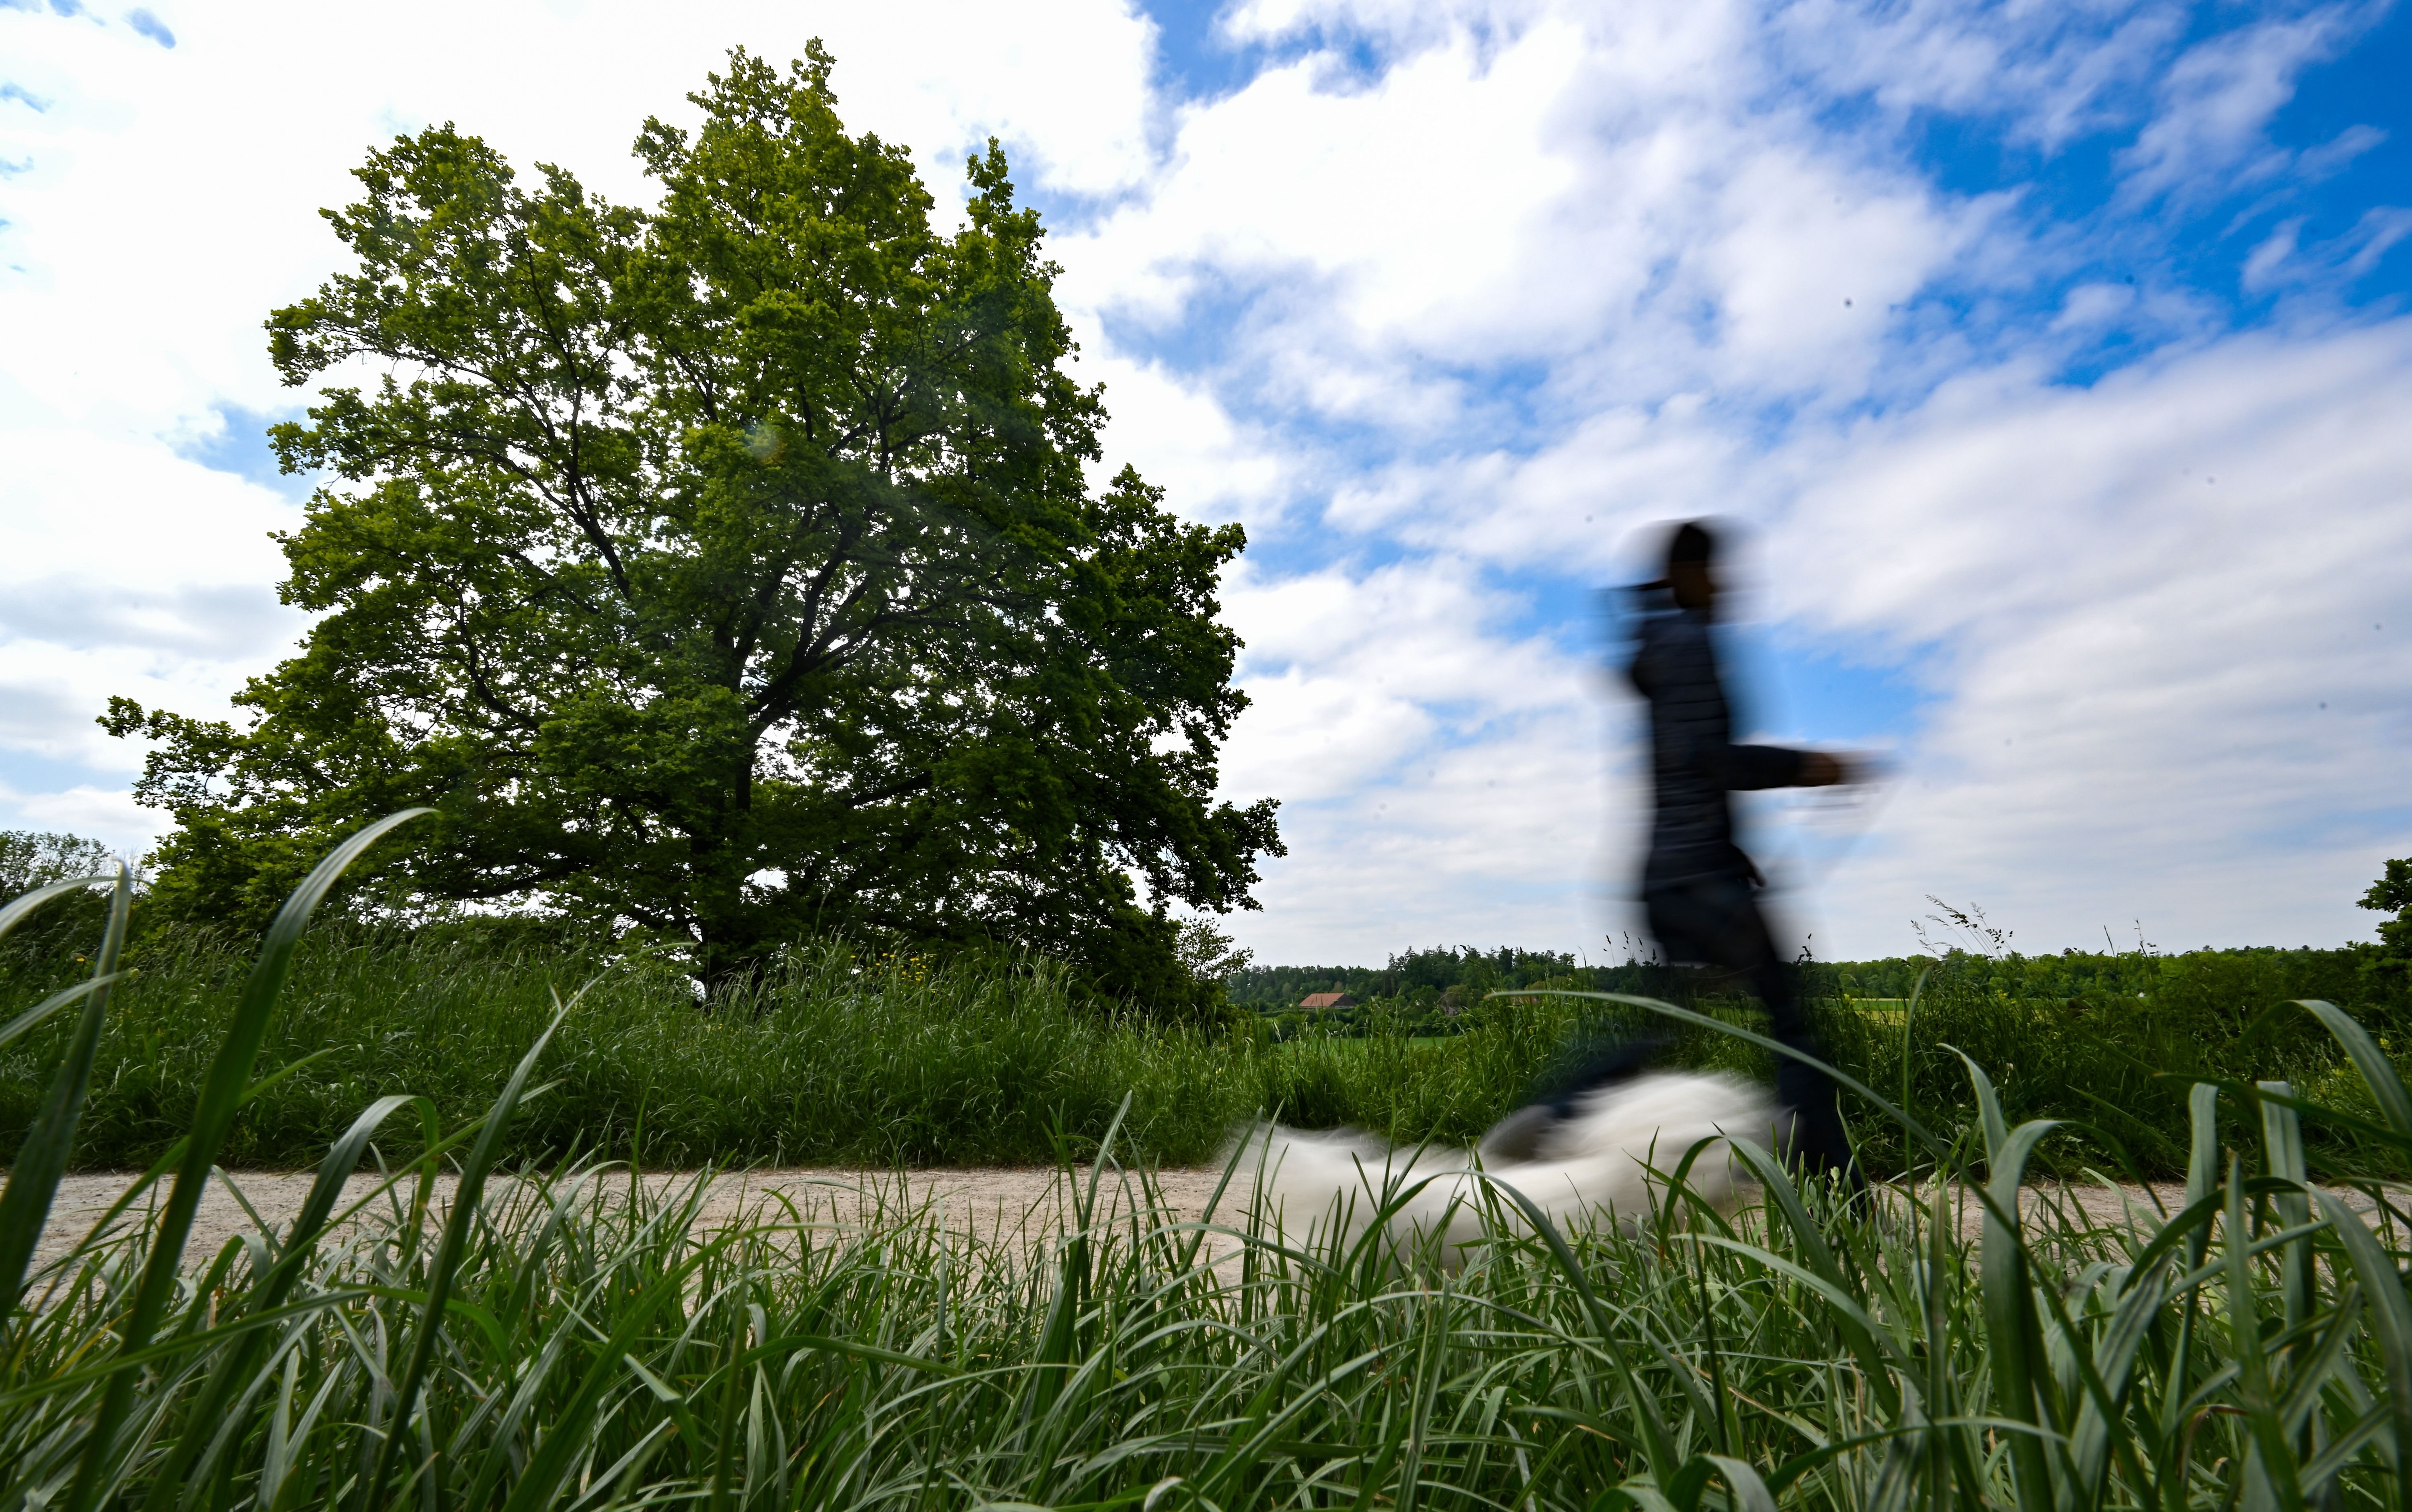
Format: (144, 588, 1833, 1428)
(2360, 858, 2412, 988)
(107, 45, 1281, 1004)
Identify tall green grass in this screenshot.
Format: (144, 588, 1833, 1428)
(0, 924, 1252, 1168)
(3, 817, 2409, 1509)
(0, 926, 1707, 1170)
(1813, 960, 2412, 1179)
(4, 916, 2395, 1176)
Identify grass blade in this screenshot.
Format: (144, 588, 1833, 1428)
(2223, 1155, 2308, 1511)
(0, 972, 122, 1056)
(2313, 1191, 2411, 1507)
(148, 1093, 434, 1512)
(1969, 1090, 2061, 1512)
(2296, 998, 2412, 1144)
(363, 1001, 570, 1510)
(66, 810, 427, 1512)
(1898, 962, 1932, 1123)
(0, 874, 111, 942)
(0, 867, 132, 1316)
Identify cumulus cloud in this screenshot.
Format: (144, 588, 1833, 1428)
(2117, 1, 2385, 205)
(1775, 0, 2185, 151)
(1774, 320, 2412, 946)
(0, 778, 160, 850)
(1214, 556, 1620, 960)
(0, 0, 1163, 843)
(2, 0, 2404, 968)
(123, 7, 171, 47)
(1079, 352, 1301, 529)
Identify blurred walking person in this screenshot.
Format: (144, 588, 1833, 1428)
(1629, 520, 1861, 1186)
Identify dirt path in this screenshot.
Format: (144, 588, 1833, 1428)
(27, 1166, 1247, 1277)
(31, 1166, 2394, 1282)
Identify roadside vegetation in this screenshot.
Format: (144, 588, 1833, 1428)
(3, 843, 2406, 1177)
(4, 820, 2410, 1510)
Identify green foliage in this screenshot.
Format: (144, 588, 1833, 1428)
(0, 832, 119, 961)
(5, 828, 2410, 1510)
(0, 832, 119, 896)
(0, 925, 1241, 1170)
(1811, 944, 2408, 1176)
(8, 921, 2408, 1177)
(1229, 943, 1630, 1007)
(103, 45, 1277, 1001)
(2359, 855, 2412, 987)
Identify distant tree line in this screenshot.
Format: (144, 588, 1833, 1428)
(1826, 947, 2383, 1006)
(1230, 887, 2412, 1039)
(1227, 947, 1615, 1008)
(1235, 944, 2401, 1010)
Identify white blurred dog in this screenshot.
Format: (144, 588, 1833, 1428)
(1234, 1070, 1787, 1263)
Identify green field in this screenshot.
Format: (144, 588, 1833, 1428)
(4, 914, 2404, 1179)
(4, 848, 2409, 1510)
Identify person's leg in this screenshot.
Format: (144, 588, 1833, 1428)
(1651, 875, 1858, 1187)
(1738, 919, 1857, 1186)
(1478, 1022, 1674, 1162)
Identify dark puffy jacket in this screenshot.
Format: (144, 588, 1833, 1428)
(1629, 604, 1807, 887)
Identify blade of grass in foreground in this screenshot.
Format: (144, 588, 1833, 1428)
(363, 999, 571, 1512)
(0, 874, 112, 943)
(66, 810, 428, 1512)
(0, 972, 119, 1057)
(2315, 1188, 2412, 1508)
(0, 867, 131, 1318)
(2297, 998, 2412, 1146)
(136, 1092, 435, 1512)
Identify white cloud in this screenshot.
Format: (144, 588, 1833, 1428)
(1080, 352, 1301, 529)
(3, 0, 2404, 975)
(1062, 0, 2018, 495)
(1766, 318, 2412, 950)
(2241, 207, 2412, 296)
(0, 0, 1161, 836)
(1060, 23, 1596, 362)
(0, 779, 163, 857)
(1775, 0, 2186, 152)
(1214, 559, 1620, 961)
(2117, 2, 2381, 205)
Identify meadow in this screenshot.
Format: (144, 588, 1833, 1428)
(3, 826, 2409, 1510)
(1, 903, 2402, 1179)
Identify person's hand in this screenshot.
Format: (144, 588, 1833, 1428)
(1810, 751, 1887, 786)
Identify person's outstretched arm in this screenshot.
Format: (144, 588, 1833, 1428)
(1697, 743, 1849, 789)
(1644, 617, 1849, 792)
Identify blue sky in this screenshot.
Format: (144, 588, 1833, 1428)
(1, 0, 2407, 961)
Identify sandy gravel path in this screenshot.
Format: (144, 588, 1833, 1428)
(28, 1166, 1247, 1276)
(30, 1165, 2394, 1282)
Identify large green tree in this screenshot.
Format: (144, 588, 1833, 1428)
(2360, 858, 2412, 989)
(107, 46, 1281, 1000)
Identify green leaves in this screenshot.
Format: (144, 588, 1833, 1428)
(113, 44, 1276, 1004)
(0, 867, 128, 1316)
(2356, 858, 2412, 986)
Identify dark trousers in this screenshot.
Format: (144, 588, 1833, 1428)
(1645, 871, 1858, 1185)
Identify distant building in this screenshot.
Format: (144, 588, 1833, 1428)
(1298, 992, 1356, 1010)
